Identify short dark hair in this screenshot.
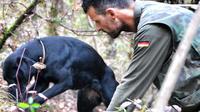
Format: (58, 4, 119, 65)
(82, 0, 132, 14)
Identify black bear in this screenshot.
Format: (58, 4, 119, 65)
(3, 36, 118, 112)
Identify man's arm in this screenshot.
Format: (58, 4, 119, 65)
(106, 24, 172, 111)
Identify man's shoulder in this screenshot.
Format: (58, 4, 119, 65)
(137, 1, 193, 29)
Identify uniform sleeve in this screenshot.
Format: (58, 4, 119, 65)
(106, 24, 172, 111)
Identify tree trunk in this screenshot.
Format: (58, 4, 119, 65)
(47, 0, 64, 36)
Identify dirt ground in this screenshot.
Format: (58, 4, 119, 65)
(0, 68, 106, 112)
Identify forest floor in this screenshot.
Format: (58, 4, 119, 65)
(0, 68, 105, 112)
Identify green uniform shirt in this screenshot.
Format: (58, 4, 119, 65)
(107, 1, 200, 112)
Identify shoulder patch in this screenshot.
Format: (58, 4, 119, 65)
(137, 41, 150, 47)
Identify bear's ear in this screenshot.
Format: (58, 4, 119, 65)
(15, 56, 26, 67)
(15, 56, 22, 66)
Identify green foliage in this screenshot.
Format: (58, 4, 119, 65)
(17, 97, 41, 112)
(51, 17, 63, 24)
(17, 102, 30, 109)
(65, 0, 73, 6)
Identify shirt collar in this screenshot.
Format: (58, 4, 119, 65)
(134, 1, 144, 29)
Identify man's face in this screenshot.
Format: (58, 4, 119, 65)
(87, 6, 123, 39)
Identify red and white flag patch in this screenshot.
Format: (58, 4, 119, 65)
(137, 41, 150, 47)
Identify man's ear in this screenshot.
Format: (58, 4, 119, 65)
(105, 8, 117, 19)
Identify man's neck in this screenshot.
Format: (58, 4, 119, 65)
(116, 3, 136, 32)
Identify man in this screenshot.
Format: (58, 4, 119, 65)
(81, 0, 200, 112)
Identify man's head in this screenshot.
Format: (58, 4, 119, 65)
(82, 0, 134, 39)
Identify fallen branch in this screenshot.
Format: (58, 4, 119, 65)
(0, 0, 41, 49)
